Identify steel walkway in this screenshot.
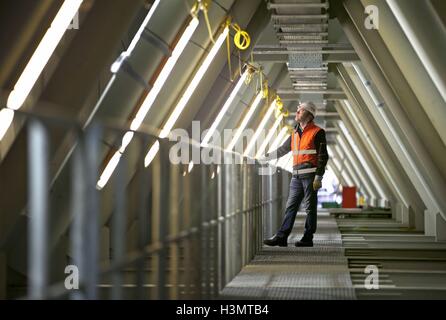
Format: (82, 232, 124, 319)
(220, 212, 356, 299)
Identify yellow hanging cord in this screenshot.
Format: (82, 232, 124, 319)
(245, 65, 255, 85)
(199, 0, 215, 43)
(190, 1, 199, 17)
(275, 96, 287, 119)
(225, 19, 233, 81)
(238, 50, 242, 77)
(226, 33, 233, 81)
(256, 69, 260, 93)
(231, 23, 250, 50)
(262, 79, 268, 99)
(276, 96, 283, 111)
(223, 17, 252, 81)
(259, 69, 263, 93)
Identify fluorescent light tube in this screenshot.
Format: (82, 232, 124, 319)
(159, 26, 229, 139)
(111, 0, 161, 73)
(244, 99, 277, 156)
(255, 114, 283, 158)
(201, 70, 248, 147)
(0, 108, 15, 140)
(97, 18, 199, 188)
(267, 126, 288, 154)
(7, 0, 83, 111)
(270, 131, 291, 166)
(130, 17, 199, 131)
(226, 92, 263, 151)
(188, 161, 194, 173)
(144, 140, 160, 167)
(96, 151, 122, 190)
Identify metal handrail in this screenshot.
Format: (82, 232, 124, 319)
(12, 109, 290, 300)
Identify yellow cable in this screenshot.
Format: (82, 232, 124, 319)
(275, 96, 283, 111)
(226, 28, 233, 81)
(190, 2, 199, 17)
(245, 65, 255, 85)
(262, 79, 268, 99)
(231, 23, 250, 50)
(201, 2, 215, 43)
(259, 69, 263, 92)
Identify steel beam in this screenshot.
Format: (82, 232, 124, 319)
(278, 88, 343, 94)
(333, 122, 381, 204)
(271, 14, 329, 20)
(337, 64, 425, 212)
(324, 53, 359, 62)
(386, 0, 446, 106)
(333, 0, 446, 220)
(253, 49, 355, 54)
(268, 3, 329, 9)
(362, 0, 446, 146)
(330, 141, 371, 202)
(336, 67, 398, 204)
(327, 161, 348, 187)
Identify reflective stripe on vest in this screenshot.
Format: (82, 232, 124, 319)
(292, 149, 317, 155)
(291, 122, 321, 167)
(293, 167, 317, 175)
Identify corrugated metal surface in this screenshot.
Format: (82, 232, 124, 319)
(220, 213, 356, 299)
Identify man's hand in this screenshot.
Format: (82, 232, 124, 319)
(313, 177, 322, 191)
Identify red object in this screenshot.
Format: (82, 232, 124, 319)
(342, 186, 357, 208)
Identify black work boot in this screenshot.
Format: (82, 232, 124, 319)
(263, 235, 287, 247)
(295, 235, 313, 247)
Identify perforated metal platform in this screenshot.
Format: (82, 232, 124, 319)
(220, 213, 357, 300)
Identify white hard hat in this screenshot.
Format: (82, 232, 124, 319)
(297, 101, 316, 117)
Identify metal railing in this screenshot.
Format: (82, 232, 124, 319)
(18, 110, 291, 299)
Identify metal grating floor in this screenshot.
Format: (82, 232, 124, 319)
(220, 213, 357, 299)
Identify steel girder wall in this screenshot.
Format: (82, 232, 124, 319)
(332, 0, 446, 238)
(333, 120, 382, 206)
(339, 63, 426, 229)
(336, 65, 404, 213)
(361, 0, 446, 235)
(97, 0, 272, 274)
(326, 158, 349, 188)
(5, 113, 290, 298)
(329, 140, 371, 203)
(0, 0, 146, 278)
(367, 0, 446, 145)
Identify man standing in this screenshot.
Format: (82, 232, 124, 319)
(262, 102, 329, 247)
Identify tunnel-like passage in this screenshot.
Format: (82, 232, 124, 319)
(0, 0, 445, 300)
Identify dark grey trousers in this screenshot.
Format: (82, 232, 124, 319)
(276, 175, 318, 240)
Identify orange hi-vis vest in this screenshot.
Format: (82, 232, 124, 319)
(291, 122, 322, 173)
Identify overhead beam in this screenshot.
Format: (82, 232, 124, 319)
(289, 112, 340, 118)
(324, 53, 359, 62)
(271, 14, 329, 20)
(280, 94, 347, 100)
(278, 88, 344, 94)
(253, 53, 359, 63)
(251, 54, 288, 62)
(268, 3, 329, 9)
(253, 49, 355, 54)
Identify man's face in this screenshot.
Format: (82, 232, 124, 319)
(295, 106, 306, 122)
